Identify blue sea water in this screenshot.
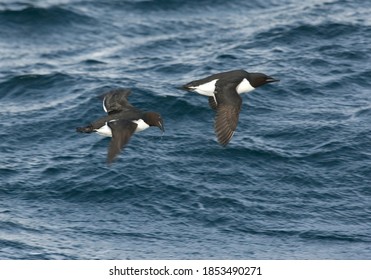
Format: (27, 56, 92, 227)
(0, 0, 371, 259)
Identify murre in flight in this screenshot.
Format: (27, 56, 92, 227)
(76, 88, 164, 164)
(181, 69, 279, 146)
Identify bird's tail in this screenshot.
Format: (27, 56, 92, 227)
(177, 84, 192, 91)
(76, 125, 94, 133)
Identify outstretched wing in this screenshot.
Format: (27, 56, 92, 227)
(102, 88, 134, 114)
(213, 82, 242, 146)
(107, 119, 137, 163)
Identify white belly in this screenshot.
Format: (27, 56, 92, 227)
(133, 119, 149, 132)
(236, 78, 255, 94)
(190, 79, 218, 96)
(95, 123, 112, 137)
(94, 119, 148, 137)
(191, 78, 254, 96)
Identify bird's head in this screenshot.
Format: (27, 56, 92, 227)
(144, 112, 165, 133)
(249, 73, 280, 88)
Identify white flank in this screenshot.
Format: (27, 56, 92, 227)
(133, 119, 149, 132)
(236, 78, 255, 94)
(95, 123, 112, 137)
(191, 79, 218, 96)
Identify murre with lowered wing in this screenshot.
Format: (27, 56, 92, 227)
(76, 88, 164, 164)
(181, 69, 279, 146)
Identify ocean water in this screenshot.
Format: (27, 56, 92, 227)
(0, 0, 371, 260)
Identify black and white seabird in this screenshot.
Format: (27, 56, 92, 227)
(76, 88, 164, 164)
(181, 69, 279, 146)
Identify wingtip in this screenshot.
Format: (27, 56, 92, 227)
(106, 152, 117, 165)
(215, 128, 233, 147)
(217, 137, 232, 147)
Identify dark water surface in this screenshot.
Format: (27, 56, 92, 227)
(1, 0, 371, 259)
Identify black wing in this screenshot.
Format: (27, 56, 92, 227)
(102, 88, 134, 114)
(107, 119, 137, 163)
(213, 81, 242, 146)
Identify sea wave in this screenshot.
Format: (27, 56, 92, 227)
(0, 73, 84, 114)
(0, 5, 93, 25)
(1, 0, 371, 259)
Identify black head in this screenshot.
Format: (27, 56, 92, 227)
(143, 112, 165, 132)
(248, 73, 279, 88)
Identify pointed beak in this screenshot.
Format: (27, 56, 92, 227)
(266, 76, 280, 83)
(158, 120, 165, 133)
